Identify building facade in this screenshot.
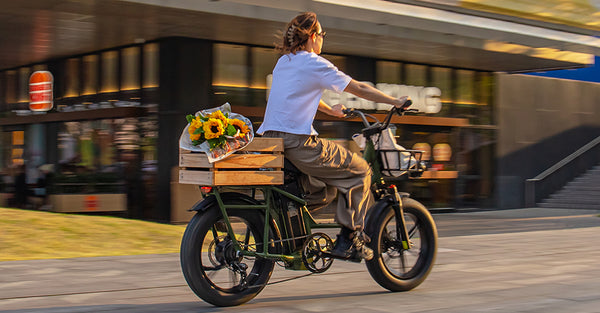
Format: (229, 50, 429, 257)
(0, 1, 598, 221)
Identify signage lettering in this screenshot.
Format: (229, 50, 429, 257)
(266, 74, 442, 113)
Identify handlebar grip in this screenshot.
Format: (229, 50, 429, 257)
(400, 99, 413, 109)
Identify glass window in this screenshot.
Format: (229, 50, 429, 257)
(376, 61, 402, 84)
(5, 70, 17, 104)
(18, 67, 31, 103)
(251, 47, 277, 89)
(405, 64, 427, 86)
(456, 69, 475, 105)
(122, 47, 140, 91)
(82, 55, 98, 95)
(214, 44, 248, 87)
(101, 51, 119, 93)
(64, 58, 80, 98)
(250, 47, 278, 107)
(431, 67, 452, 103)
(213, 44, 249, 106)
(143, 43, 159, 89)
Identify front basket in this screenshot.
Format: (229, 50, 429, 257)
(378, 149, 424, 178)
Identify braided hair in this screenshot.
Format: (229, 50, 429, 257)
(276, 12, 319, 54)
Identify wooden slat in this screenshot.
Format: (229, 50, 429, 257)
(179, 170, 214, 185)
(241, 137, 284, 152)
(180, 153, 283, 169)
(214, 154, 283, 169)
(213, 171, 283, 185)
(179, 169, 284, 185)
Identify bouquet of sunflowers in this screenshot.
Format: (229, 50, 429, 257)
(180, 103, 254, 162)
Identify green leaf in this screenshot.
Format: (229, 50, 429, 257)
(226, 125, 237, 136)
(186, 114, 194, 123)
(207, 138, 219, 150)
(193, 128, 203, 135)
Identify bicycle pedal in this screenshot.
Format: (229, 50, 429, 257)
(322, 251, 362, 263)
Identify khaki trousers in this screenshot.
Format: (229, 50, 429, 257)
(263, 131, 373, 230)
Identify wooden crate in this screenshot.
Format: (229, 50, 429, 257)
(179, 137, 284, 186)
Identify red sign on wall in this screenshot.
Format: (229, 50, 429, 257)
(29, 71, 53, 112)
(84, 195, 99, 211)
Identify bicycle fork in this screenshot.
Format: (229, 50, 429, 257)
(389, 185, 412, 250)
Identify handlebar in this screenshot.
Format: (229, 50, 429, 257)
(342, 100, 417, 136)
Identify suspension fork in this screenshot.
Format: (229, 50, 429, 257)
(389, 185, 411, 250)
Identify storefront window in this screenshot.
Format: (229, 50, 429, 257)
(431, 66, 452, 116)
(405, 64, 427, 87)
(376, 61, 402, 84)
(250, 47, 278, 107)
(64, 58, 80, 98)
(18, 68, 31, 104)
(122, 47, 140, 91)
(143, 43, 159, 89)
(5, 70, 17, 105)
(82, 55, 98, 95)
(101, 51, 119, 93)
(213, 43, 249, 106)
(456, 69, 475, 105)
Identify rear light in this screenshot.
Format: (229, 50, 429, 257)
(200, 186, 213, 196)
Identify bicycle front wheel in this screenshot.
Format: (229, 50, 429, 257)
(366, 197, 437, 291)
(180, 204, 275, 306)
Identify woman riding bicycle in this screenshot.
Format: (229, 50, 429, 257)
(257, 12, 411, 260)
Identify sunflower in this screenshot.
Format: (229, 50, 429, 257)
(207, 110, 228, 126)
(203, 118, 225, 139)
(229, 118, 250, 138)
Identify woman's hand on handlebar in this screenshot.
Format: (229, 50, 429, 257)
(394, 96, 412, 109)
(330, 103, 347, 118)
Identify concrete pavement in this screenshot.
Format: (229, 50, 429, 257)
(1, 207, 599, 312)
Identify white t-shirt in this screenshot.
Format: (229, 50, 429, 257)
(257, 51, 352, 136)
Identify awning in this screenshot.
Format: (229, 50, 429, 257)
(1, 0, 598, 72)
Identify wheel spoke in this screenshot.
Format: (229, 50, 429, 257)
(243, 225, 251, 250)
(407, 222, 418, 239)
(211, 226, 221, 243)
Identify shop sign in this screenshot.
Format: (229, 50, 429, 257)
(266, 75, 442, 113)
(84, 195, 99, 211)
(322, 83, 442, 114)
(29, 71, 54, 112)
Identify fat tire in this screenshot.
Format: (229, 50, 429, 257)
(180, 202, 275, 306)
(365, 197, 437, 291)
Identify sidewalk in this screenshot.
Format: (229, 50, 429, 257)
(1, 207, 599, 312)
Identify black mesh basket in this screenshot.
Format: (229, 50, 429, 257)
(378, 149, 425, 178)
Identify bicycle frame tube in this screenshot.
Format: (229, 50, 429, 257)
(209, 186, 341, 263)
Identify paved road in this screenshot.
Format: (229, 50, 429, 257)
(1, 208, 599, 313)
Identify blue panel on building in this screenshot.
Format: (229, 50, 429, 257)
(527, 56, 600, 83)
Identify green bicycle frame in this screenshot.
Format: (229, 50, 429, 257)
(210, 185, 340, 264)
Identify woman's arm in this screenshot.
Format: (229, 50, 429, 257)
(344, 79, 409, 108)
(318, 100, 345, 118)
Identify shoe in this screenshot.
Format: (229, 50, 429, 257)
(330, 232, 356, 259)
(330, 228, 374, 261)
(352, 231, 374, 261)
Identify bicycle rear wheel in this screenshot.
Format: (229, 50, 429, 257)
(366, 197, 437, 291)
(180, 201, 275, 306)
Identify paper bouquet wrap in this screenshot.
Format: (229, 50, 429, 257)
(179, 103, 254, 163)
